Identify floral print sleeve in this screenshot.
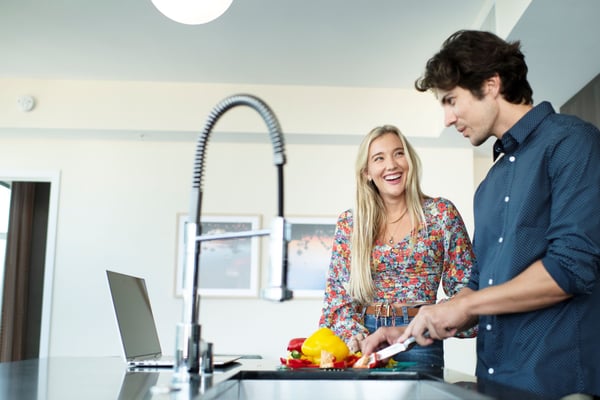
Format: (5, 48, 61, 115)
(437, 198, 478, 338)
(319, 198, 476, 342)
(436, 198, 475, 299)
(318, 210, 368, 343)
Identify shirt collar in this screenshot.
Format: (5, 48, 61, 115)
(492, 101, 555, 161)
(493, 135, 517, 161)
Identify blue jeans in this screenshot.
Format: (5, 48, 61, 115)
(364, 314, 444, 367)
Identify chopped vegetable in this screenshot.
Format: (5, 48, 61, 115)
(281, 328, 361, 369)
(352, 353, 378, 369)
(280, 357, 318, 368)
(301, 327, 350, 365)
(287, 338, 306, 352)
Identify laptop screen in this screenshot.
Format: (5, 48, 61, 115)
(106, 270, 163, 361)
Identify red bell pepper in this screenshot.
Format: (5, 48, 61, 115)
(287, 338, 306, 352)
(343, 353, 361, 368)
(280, 357, 318, 369)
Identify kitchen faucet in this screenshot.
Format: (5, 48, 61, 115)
(174, 94, 293, 381)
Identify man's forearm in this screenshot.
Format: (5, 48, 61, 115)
(459, 260, 571, 316)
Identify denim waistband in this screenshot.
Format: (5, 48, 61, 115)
(364, 314, 415, 330)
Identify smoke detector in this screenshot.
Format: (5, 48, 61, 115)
(17, 95, 36, 112)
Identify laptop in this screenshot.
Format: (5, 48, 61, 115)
(106, 270, 241, 369)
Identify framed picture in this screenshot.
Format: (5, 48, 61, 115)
(175, 214, 260, 297)
(286, 217, 337, 298)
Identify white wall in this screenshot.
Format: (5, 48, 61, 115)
(0, 79, 479, 375)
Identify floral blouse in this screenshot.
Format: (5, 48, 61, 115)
(318, 197, 475, 343)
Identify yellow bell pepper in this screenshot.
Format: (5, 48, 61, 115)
(301, 327, 350, 364)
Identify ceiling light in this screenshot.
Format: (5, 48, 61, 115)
(151, 0, 233, 25)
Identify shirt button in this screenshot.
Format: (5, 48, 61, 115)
(488, 278, 493, 285)
(498, 237, 503, 243)
(488, 368, 494, 375)
(509, 156, 516, 162)
(504, 196, 510, 202)
(486, 324, 492, 331)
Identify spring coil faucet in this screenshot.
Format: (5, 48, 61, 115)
(175, 94, 293, 380)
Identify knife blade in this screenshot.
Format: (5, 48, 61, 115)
(367, 336, 417, 368)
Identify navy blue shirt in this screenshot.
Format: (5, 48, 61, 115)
(468, 102, 600, 398)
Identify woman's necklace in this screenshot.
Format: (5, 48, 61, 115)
(387, 208, 408, 245)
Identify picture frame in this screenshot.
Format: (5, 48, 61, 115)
(175, 213, 261, 297)
(286, 217, 337, 298)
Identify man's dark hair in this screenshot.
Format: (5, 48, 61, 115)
(415, 30, 533, 105)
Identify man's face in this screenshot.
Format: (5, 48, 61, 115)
(435, 85, 498, 147)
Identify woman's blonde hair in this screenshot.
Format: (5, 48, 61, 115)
(348, 125, 428, 304)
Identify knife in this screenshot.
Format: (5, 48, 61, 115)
(366, 336, 417, 368)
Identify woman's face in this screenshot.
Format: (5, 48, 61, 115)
(365, 132, 409, 202)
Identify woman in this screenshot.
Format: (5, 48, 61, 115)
(318, 125, 475, 367)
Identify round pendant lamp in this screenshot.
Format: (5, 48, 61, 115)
(151, 0, 233, 25)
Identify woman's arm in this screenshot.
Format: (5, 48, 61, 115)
(437, 199, 478, 337)
(318, 211, 368, 343)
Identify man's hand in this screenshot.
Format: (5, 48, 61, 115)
(398, 292, 475, 345)
(359, 326, 406, 356)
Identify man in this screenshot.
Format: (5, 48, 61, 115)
(361, 30, 600, 399)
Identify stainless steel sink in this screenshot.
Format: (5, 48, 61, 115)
(204, 369, 493, 400)
(236, 379, 490, 400)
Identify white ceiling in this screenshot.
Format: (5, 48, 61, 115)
(1, 0, 600, 155)
(0, 0, 490, 86)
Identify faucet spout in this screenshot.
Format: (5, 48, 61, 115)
(176, 94, 293, 378)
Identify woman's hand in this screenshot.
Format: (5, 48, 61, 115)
(347, 332, 366, 353)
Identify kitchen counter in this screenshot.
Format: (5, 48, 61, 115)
(0, 357, 547, 399)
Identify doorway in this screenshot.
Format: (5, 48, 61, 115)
(0, 182, 9, 309)
(0, 171, 60, 360)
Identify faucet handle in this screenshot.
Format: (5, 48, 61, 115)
(262, 217, 293, 302)
(202, 341, 214, 374)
